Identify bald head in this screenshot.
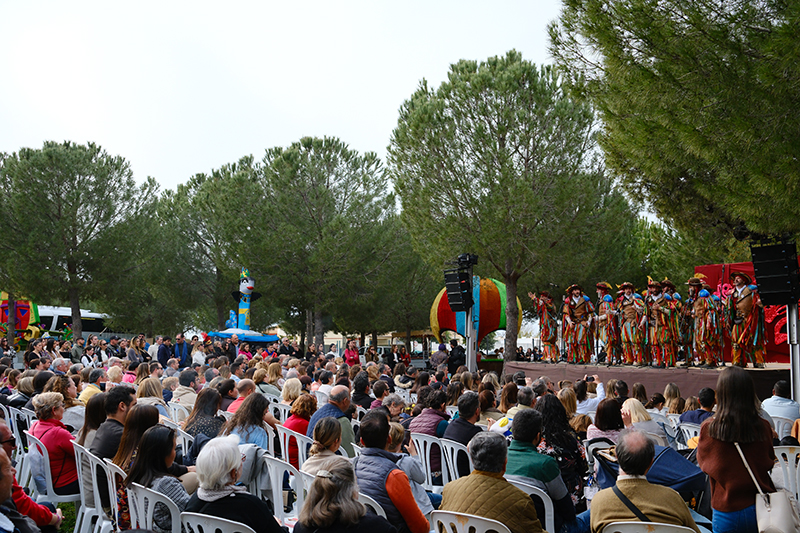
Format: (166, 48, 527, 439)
(236, 379, 256, 397)
(329, 385, 351, 409)
(0, 423, 13, 459)
(616, 430, 655, 476)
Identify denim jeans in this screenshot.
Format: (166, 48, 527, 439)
(711, 505, 757, 533)
(560, 509, 591, 533)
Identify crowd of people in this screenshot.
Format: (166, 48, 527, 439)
(0, 331, 794, 533)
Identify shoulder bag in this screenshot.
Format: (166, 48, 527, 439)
(734, 442, 800, 533)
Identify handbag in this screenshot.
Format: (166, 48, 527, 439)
(734, 442, 800, 533)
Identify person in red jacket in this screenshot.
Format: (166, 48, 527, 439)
(31, 392, 79, 495)
(344, 340, 360, 367)
(0, 422, 63, 530)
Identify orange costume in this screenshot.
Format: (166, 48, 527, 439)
(726, 272, 765, 368)
(562, 284, 594, 364)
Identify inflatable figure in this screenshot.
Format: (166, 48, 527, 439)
(230, 268, 261, 330)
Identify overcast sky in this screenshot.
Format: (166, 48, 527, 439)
(1, 1, 563, 191)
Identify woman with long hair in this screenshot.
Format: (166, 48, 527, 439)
(621, 398, 668, 442)
(295, 456, 393, 533)
(478, 391, 503, 425)
(558, 386, 592, 438)
(126, 337, 145, 364)
(631, 382, 648, 404)
(282, 394, 317, 468)
(184, 388, 225, 439)
(397, 345, 411, 366)
(446, 381, 464, 406)
(499, 383, 518, 413)
(216, 378, 238, 411)
(281, 377, 302, 405)
(134, 362, 151, 386)
(664, 382, 681, 404)
(126, 425, 191, 533)
(77, 393, 106, 447)
(645, 392, 667, 415)
(301, 417, 342, 475)
(410, 371, 430, 394)
(44, 374, 85, 433)
(265, 362, 284, 393)
(587, 398, 625, 443)
(135, 377, 169, 418)
(223, 393, 274, 450)
(535, 393, 588, 509)
(697, 367, 775, 533)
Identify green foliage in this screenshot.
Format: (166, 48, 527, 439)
(0, 141, 155, 338)
(390, 51, 638, 353)
(549, 0, 800, 236)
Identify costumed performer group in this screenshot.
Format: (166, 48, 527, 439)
(528, 271, 766, 369)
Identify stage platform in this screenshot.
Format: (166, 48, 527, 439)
(503, 361, 790, 401)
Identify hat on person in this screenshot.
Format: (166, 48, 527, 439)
(729, 271, 753, 285)
(566, 284, 582, 293)
(661, 278, 676, 290)
(596, 281, 613, 291)
(109, 335, 119, 341)
(647, 276, 662, 288)
(438, 344, 446, 351)
(619, 282, 635, 290)
(685, 277, 703, 286)
(540, 290, 552, 299)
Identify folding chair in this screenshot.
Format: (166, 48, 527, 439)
(262, 454, 306, 525)
(358, 492, 387, 518)
(23, 431, 81, 505)
(168, 402, 191, 423)
(128, 481, 182, 532)
(410, 432, 444, 492)
(181, 511, 256, 533)
(506, 478, 555, 533)
(430, 510, 511, 533)
(440, 438, 472, 481)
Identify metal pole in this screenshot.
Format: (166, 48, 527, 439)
(789, 303, 800, 401)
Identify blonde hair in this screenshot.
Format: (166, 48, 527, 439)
(32, 391, 64, 420)
(298, 457, 365, 528)
(267, 363, 282, 385)
(622, 398, 652, 423)
(664, 383, 681, 403)
(253, 368, 267, 384)
(107, 366, 123, 383)
(282, 378, 302, 403)
(388, 422, 405, 451)
(309, 417, 341, 456)
(667, 396, 686, 414)
(162, 376, 179, 391)
(557, 387, 577, 417)
(136, 377, 164, 400)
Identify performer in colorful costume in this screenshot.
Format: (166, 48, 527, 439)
(643, 279, 673, 368)
(561, 285, 594, 363)
(680, 278, 702, 366)
(594, 282, 621, 365)
(616, 282, 644, 365)
(528, 291, 559, 363)
(726, 271, 765, 368)
(693, 286, 719, 368)
(661, 279, 682, 366)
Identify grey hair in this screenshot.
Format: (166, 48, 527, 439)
(107, 357, 122, 367)
(517, 386, 535, 406)
(616, 430, 655, 476)
(196, 434, 242, 491)
(531, 378, 548, 397)
(468, 431, 507, 473)
(329, 387, 349, 403)
(53, 358, 69, 370)
(382, 393, 405, 408)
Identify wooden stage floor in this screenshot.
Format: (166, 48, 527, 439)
(503, 361, 790, 400)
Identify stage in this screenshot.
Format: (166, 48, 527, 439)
(503, 361, 790, 400)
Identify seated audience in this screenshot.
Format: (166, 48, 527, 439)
(351, 372, 373, 410)
(558, 386, 592, 439)
(184, 388, 226, 439)
(185, 435, 283, 533)
(381, 394, 406, 421)
(31, 392, 79, 495)
(408, 389, 449, 484)
(621, 398, 669, 443)
(442, 391, 483, 477)
(295, 456, 395, 533)
(440, 431, 544, 533)
(43, 374, 85, 433)
(135, 377, 170, 418)
(302, 417, 341, 475)
(227, 379, 255, 413)
(306, 385, 356, 457)
(761, 380, 799, 421)
(587, 398, 625, 443)
(478, 390, 503, 425)
(281, 377, 302, 405)
(590, 431, 700, 533)
(499, 382, 518, 413)
(506, 408, 578, 533)
(506, 386, 535, 418)
(680, 387, 716, 425)
(216, 378, 238, 411)
(388, 421, 435, 515)
(282, 394, 317, 468)
(370, 380, 389, 409)
(126, 425, 190, 533)
(78, 369, 106, 404)
(171, 369, 199, 411)
(223, 393, 277, 450)
(353, 411, 428, 533)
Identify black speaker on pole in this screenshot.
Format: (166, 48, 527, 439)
(444, 268, 473, 312)
(750, 242, 800, 306)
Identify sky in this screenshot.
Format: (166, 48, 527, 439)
(0, 1, 564, 191)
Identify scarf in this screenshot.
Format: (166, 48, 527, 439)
(197, 483, 248, 502)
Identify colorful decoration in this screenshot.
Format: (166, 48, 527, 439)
(430, 277, 522, 345)
(230, 268, 261, 331)
(0, 292, 39, 332)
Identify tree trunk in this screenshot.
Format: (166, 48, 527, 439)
(304, 309, 313, 354)
(371, 330, 378, 348)
(314, 309, 324, 347)
(215, 267, 227, 330)
(6, 293, 16, 364)
(405, 325, 412, 355)
(503, 271, 520, 377)
(359, 332, 366, 349)
(69, 286, 83, 341)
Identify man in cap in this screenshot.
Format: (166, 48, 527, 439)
(528, 291, 559, 363)
(642, 278, 673, 368)
(661, 279, 682, 365)
(690, 284, 719, 368)
(616, 282, 644, 365)
(594, 282, 621, 365)
(680, 277, 703, 366)
(562, 285, 594, 364)
(726, 271, 765, 368)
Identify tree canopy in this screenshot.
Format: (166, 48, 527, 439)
(549, 0, 800, 237)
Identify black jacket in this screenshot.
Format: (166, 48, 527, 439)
(185, 492, 283, 533)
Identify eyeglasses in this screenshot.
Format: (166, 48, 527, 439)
(1, 438, 16, 446)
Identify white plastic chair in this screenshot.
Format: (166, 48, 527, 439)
(506, 478, 555, 533)
(773, 416, 794, 440)
(774, 446, 800, 500)
(270, 402, 292, 424)
(263, 393, 281, 404)
(103, 458, 128, 529)
(262, 454, 306, 524)
(168, 401, 191, 422)
(445, 405, 458, 417)
(358, 492, 387, 518)
(440, 438, 472, 481)
(128, 481, 182, 532)
(650, 411, 670, 427)
(177, 426, 195, 456)
(587, 411, 596, 423)
(644, 431, 669, 447)
(410, 432, 444, 492)
(72, 443, 101, 533)
(217, 409, 233, 421)
(602, 521, 696, 533)
(678, 423, 701, 450)
(5, 406, 27, 470)
(396, 388, 411, 404)
(75, 444, 114, 533)
(410, 393, 418, 404)
(430, 510, 511, 533)
(275, 425, 313, 468)
(313, 391, 329, 406)
(20, 407, 37, 428)
(586, 437, 616, 469)
(23, 431, 82, 505)
(351, 443, 362, 457)
(355, 406, 369, 421)
(667, 413, 681, 428)
(181, 511, 256, 533)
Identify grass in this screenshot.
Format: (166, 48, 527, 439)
(60, 502, 78, 532)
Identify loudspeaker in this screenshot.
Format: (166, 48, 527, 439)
(444, 269, 473, 312)
(750, 242, 800, 306)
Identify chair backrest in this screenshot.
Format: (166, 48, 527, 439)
(774, 446, 800, 500)
(396, 388, 411, 404)
(666, 413, 681, 428)
(23, 430, 81, 504)
(263, 394, 281, 404)
(506, 478, 555, 533)
(410, 393, 418, 405)
(430, 510, 512, 533)
(262, 454, 306, 524)
(602, 521, 696, 533)
(181, 511, 256, 533)
(217, 410, 233, 421)
(72, 442, 97, 513)
(650, 412, 669, 426)
(270, 402, 292, 424)
(445, 405, 458, 417)
(168, 402, 191, 422)
(358, 492, 387, 518)
(177, 427, 195, 455)
(313, 391, 329, 406)
(355, 406, 369, 421)
(20, 407, 37, 427)
(678, 423, 701, 449)
(128, 481, 182, 533)
(586, 437, 616, 469)
(73, 443, 114, 531)
(773, 416, 794, 440)
(103, 458, 128, 527)
(440, 438, 472, 482)
(351, 443, 362, 457)
(275, 425, 313, 468)
(644, 431, 669, 447)
(410, 432, 443, 490)
(587, 411, 596, 423)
